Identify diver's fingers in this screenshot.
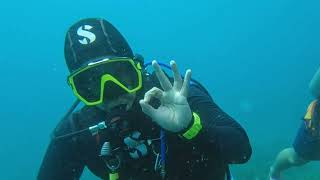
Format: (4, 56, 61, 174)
(171, 60, 183, 90)
(180, 69, 192, 97)
(152, 60, 173, 91)
(143, 87, 164, 103)
(139, 100, 157, 117)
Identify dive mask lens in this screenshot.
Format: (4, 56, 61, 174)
(69, 58, 142, 105)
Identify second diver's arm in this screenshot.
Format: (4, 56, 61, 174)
(309, 67, 320, 98)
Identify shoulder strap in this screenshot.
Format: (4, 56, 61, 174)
(304, 99, 320, 135)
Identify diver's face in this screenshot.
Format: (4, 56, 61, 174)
(97, 92, 136, 112)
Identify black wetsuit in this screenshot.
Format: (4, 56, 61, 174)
(38, 74, 252, 180)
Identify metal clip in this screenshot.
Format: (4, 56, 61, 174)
(154, 153, 161, 171)
(89, 121, 107, 136)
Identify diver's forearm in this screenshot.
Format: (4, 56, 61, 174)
(188, 85, 252, 164)
(309, 67, 320, 98)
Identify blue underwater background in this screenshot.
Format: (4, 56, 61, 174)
(0, 0, 320, 179)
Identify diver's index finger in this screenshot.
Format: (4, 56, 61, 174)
(152, 60, 172, 91)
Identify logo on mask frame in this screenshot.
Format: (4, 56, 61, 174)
(77, 25, 96, 45)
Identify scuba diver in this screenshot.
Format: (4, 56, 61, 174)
(37, 18, 252, 180)
(269, 67, 320, 180)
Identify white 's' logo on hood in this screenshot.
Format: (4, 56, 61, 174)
(77, 25, 96, 45)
